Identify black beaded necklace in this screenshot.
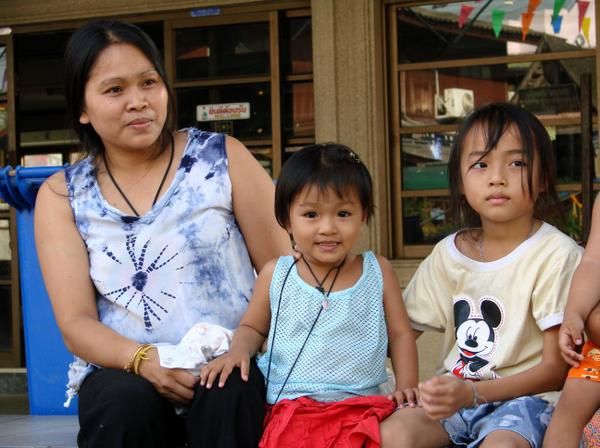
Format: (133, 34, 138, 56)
(102, 142, 174, 217)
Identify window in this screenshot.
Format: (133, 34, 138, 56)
(0, 44, 6, 157)
(171, 10, 314, 177)
(388, 1, 597, 257)
(0, 34, 21, 367)
(281, 15, 314, 150)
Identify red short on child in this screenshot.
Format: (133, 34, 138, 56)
(259, 395, 396, 448)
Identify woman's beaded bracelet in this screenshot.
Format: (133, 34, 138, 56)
(124, 343, 154, 375)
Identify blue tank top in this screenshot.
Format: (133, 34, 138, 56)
(65, 129, 256, 343)
(257, 252, 388, 404)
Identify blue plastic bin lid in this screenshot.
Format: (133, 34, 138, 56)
(0, 165, 65, 211)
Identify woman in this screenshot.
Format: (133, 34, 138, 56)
(34, 20, 290, 448)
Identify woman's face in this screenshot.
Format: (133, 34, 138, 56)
(79, 43, 168, 154)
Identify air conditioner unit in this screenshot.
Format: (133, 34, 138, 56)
(435, 88, 474, 121)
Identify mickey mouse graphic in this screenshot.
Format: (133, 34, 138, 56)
(452, 297, 503, 380)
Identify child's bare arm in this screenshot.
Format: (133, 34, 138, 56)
(585, 305, 600, 346)
(419, 327, 567, 420)
(560, 196, 600, 363)
(200, 260, 275, 388)
(379, 256, 419, 407)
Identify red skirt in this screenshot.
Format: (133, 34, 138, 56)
(259, 395, 396, 448)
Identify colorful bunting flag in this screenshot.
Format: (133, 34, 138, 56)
(458, 5, 474, 28)
(492, 9, 505, 38)
(522, 12, 534, 41)
(578, 1, 590, 31)
(582, 16, 592, 42)
(553, 0, 566, 17)
(551, 14, 563, 34)
(527, 0, 542, 12)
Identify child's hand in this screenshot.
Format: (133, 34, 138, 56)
(559, 315, 585, 367)
(199, 350, 250, 389)
(418, 375, 472, 420)
(390, 387, 419, 409)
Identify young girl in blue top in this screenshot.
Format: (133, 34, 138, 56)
(201, 143, 419, 447)
(380, 103, 582, 448)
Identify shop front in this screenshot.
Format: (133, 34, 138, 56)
(0, 1, 597, 380)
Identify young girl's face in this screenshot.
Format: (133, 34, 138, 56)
(79, 43, 168, 154)
(287, 185, 366, 267)
(460, 123, 542, 227)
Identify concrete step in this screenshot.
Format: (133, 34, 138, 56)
(0, 415, 78, 448)
(0, 394, 28, 415)
(0, 369, 76, 447)
(0, 369, 29, 417)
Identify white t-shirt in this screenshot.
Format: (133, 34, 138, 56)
(403, 222, 583, 403)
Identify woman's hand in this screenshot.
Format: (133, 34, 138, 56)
(418, 375, 473, 420)
(137, 348, 198, 403)
(199, 350, 251, 389)
(558, 314, 585, 367)
(390, 387, 419, 409)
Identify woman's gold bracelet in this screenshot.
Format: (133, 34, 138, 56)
(124, 343, 154, 375)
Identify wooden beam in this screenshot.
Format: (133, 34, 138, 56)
(0, 0, 309, 27)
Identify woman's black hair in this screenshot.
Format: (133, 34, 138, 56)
(64, 20, 176, 158)
(275, 143, 374, 229)
(448, 102, 560, 227)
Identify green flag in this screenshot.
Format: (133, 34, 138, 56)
(553, 0, 566, 17)
(492, 9, 505, 38)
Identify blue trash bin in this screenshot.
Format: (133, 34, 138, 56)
(0, 165, 77, 415)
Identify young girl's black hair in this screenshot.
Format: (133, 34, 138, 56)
(275, 143, 374, 229)
(64, 20, 176, 159)
(448, 102, 560, 227)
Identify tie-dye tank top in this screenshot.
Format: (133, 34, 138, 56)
(63, 129, 256, 395)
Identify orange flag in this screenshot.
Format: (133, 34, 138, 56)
(528, 0, 542, 12)
(522, 12, 534, 40)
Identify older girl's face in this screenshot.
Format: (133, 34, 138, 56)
(79, 43, 168, 155)
(460, 123, 542, 227)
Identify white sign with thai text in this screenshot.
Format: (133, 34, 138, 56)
(196, 102, 251, 121)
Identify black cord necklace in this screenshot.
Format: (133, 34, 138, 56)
(265, 254, 346, 403)
(301, 254, 345, 309)
(102, 140, 175, 217)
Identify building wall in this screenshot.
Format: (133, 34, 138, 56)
(0, 0, 261, 26)
(0, 0, 528, 379)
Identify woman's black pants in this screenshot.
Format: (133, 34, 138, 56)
(77, 361, 265, 448)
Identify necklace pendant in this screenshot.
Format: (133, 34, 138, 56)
(322, 299, 329, 310)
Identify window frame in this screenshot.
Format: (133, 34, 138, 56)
(167, 8, 314, 178)
(387, 1, 599, 258)
(0, 32, 21, 367)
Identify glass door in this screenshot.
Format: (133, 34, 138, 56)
(0, 31, 22, 367)
(170, 8, 314, 178)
